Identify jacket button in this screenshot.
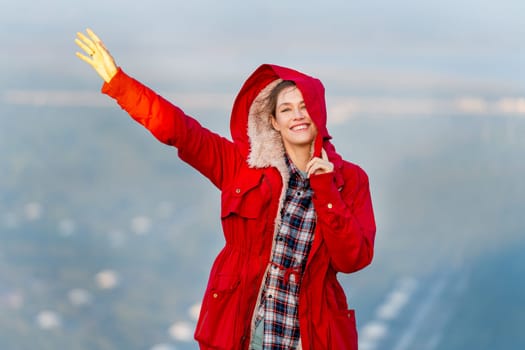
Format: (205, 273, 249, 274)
(235, 188, 241, 194)
(213, 293, 219, 298)
(327, 203, 333, 209)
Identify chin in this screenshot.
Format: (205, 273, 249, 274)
(289, 139, 315, 148)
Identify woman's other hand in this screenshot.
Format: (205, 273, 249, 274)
(306, 148, 334, 177)
(75, 28, 118, 83)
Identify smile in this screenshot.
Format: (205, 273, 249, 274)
(290, 124, 309, 131)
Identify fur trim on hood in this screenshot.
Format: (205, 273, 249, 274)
(245, 79, 288, 182)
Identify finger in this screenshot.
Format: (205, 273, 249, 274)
(308, 158, 334, 177)
(76, 32, 96, 51)
(86, 28, 102, 43)
(75, 52, 95, 67)
(305, 157, 317, 175)
(306, 158, 322, 177)
(308, 164, 323, 177)
(74, 38, 94, 57)
(306, 167, 313, 177)
(321, 148, 328, 161)
(86, 28, 106, 51)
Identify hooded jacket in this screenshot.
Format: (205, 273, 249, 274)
(102, 64, 376, 350)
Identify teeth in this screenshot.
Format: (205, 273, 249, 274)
(291, 125, 308, 131)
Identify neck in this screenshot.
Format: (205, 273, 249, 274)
(285, 145, 312, 172)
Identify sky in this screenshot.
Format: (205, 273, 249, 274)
(1, 1, 524, 349)
(1, 0, 524, 90)
(1, 0, 524, 125)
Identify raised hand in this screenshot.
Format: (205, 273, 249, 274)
(75, 28, 118, 83)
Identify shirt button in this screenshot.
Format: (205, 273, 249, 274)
(327, 203, 333, 209)
(235, 188, 241, 194)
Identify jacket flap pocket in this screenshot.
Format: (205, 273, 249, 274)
(221, 170, 264, 219)
(211, 273, 240, 292)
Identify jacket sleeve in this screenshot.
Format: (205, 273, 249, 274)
(309, 165, 376, 273)
(101, 68, 240, 189)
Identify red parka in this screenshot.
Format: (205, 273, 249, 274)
(102, 64, 376, 350)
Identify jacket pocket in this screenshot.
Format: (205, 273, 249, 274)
(328, 308, 358, 350)
(195, 274, 241, 349)
(221, 170, 267, 219)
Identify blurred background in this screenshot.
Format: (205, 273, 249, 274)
(1, 0, 524, 349)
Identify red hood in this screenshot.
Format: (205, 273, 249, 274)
(230, 64, 334, 162)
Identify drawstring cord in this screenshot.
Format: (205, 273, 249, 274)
(270, 262, 302, 284)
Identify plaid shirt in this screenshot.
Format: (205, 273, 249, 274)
(255, 155, 316, 349)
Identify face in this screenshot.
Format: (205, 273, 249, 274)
(271, 86, 318, 153)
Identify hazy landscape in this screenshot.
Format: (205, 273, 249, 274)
(1, 1, 524, 349)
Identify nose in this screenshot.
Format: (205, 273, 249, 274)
(292, 107, 306, 120)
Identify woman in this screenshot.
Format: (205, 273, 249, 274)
(75, 28, 376, 350)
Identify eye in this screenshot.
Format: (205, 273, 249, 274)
(280, 107, 291, 113)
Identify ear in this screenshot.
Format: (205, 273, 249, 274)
(270, 116, 281, 132)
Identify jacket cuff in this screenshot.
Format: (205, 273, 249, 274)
(309, 171, 336, 193)
(101, 67, 125, 97)
(310, 172, 344, 211)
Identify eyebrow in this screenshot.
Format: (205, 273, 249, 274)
(277, 100, 306, 109)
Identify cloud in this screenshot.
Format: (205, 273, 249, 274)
(5, 90, 525, 121)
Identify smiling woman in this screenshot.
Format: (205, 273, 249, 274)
(75, 28, 376, 350)
(269, 81, 321, 172)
